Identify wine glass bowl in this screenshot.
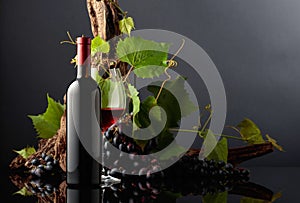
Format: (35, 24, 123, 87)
(100, 68, 126, 132)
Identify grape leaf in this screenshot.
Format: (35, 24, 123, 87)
(237, 118, 265, 144)
(203, 191, 228, 203)
(119, 17, 135, 36)
(13, 187, 33, 196)
(148, 76, 198, 127)
(28, 94, 64, 139)
(207, 138, 228, 162)
(265, 134, 285, 152)
(91, 36, 110, 55)
(201, 129, 219, 158)
(116, 36, 170, 78)
(134, 96, 158, 128)
(127, 83, 140, 118)
(133, 65, 166, 79)
(133, 96, 164, 149)
(13, 146, 36, 159)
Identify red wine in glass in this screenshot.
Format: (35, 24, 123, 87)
(101, 107, 125, 132)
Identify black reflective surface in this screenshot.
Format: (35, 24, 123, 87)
(2, 167, 299, 202)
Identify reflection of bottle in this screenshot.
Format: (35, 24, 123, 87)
(67, 187, 101, 203)
(66, 37, 101, 186)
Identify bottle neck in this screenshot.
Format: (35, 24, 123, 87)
(77, 64, 91, 78)
(76, 37, 91, 79)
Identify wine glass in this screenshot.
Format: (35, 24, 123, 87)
(100, 68, 126, 132)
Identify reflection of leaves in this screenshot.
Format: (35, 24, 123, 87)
(240, 192, 282, 203)
(237, 118, 265, 144)
(207, 138, 228, 162)
(13, 146, 36, 159)
(28, 94, 64, 139)
(116, 36, 170, 78)
(13, 187, 33, 196)
(156, 191, 182, 203)
(119, 17, 135, 36)
(203, 191, 228, 203)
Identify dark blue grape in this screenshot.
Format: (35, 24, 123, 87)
(31, 158, 40, 166)
(44, 155, 53, 162)
(44, 165, 53, 171)
(37, 164, 44, 169)
(34, 168, 44, 177)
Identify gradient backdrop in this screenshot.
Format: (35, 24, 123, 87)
(1, 0, 299, 172)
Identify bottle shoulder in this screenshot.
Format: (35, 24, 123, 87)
(67, 77, 100, 93)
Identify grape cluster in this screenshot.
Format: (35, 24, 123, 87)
(103, 121, 163, 178)
(30, 153, 61, 178)
(102, 115, 250, 199)
(104, 124, 143, 155)
(26, 178, 58, 198)
(104, 116, 158, 155)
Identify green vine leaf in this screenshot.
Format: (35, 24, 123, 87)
(134, 96, 158, 128)
(202, 129, 219, 158)
(116, 36, 170, 78)
(128, 83, 140, 118)
(237, 118, 265, 144)
(13, 146, 36, 159)
(207, 138, 228, 162)
(148, 76, 198, 127)
(119, 16, 135, 36)
(13, 187, 33, 196)
(203, 191, 228, 203)
(28, 94, 64, 139)
(91, 36, 110, 55)
(265, 134, 285, 152)
(133, 66, 166, 79)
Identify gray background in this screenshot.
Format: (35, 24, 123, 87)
(1, 0, 299, 167)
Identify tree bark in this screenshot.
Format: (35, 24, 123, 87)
(87, 0, 122, 40)
(86, 0, 128, 75)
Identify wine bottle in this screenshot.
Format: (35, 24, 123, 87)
(66, 36, 101, 187)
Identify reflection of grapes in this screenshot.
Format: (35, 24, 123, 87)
(27, 179, 58, 198)
(163, 155, 250, 196)
(103, 176, 161, 203)
(103, 156, 250, 202)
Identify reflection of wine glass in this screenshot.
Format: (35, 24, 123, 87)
(100, 68, 126, 132)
